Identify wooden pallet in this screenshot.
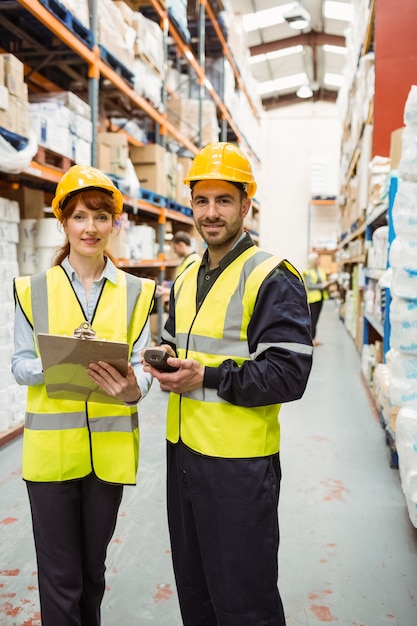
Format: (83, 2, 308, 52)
(34, 146, 74, 172)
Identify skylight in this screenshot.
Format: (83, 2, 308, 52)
(324, 72, 345, 87)
(243, 3, 296, 32)
(323, 44, 347, 55)
(324, 1, 354, 22)
(243, 1, 353, 32)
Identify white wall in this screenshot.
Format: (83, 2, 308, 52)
(257, 101, 342, 272)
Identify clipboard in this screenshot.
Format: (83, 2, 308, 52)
(37, 325, 129, 405)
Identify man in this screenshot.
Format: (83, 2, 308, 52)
(303, 251, 331, 347)
(172, 230, 201, 277)
(143, 142, 313, 626)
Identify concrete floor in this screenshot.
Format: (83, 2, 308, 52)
(1, 300, 417, 625)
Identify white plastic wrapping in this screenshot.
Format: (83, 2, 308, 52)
(396, 407, 417, 527)
(404, 84, 417, 132)
(391, 180, 417, 237)
(389, 349, 417, 409)
(390, 295, 417, 354)
(398, 126, 417, 182)
(0, 130, 38, 174)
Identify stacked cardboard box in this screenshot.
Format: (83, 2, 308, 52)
(0, 54, 30, 139)
(167, 98, 220, 147)
(130, 144, 167, 197)
(98, 132, 129, 179)
(0, 195, 26, 433)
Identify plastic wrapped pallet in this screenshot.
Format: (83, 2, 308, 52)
(167, 98, 220, 146)
(389, 349, 417, 410)
(396, 407, 417, 527)
(133, 58, 163, 110)
(99, 0, 136, 69)
(390, 295, 417, 355)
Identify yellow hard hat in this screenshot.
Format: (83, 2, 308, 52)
(184, 142, 257, 198)
(51, 164, 124, 219)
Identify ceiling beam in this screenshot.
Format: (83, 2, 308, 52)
(249, 30, 346, 57)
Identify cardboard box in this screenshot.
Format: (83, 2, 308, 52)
(0, 93, 16, 133)
(0, 55, 4, 87)
(167, 98, 220, 146)
(390, 127, 404, 171)
(2, 188, 45, 219)
(129, 143, 166, 165)
(134, 163, 167, 197)
(15, 97, 30, 138)
(97, 142, 112, 173)
(1, 53, 25, 99)
(97, 132, 128, 177)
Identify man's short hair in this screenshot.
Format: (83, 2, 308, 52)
(173, 231, 192, 246)
(190, 180, 248, 198)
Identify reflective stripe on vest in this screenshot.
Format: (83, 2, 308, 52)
(14, 267, 154, 483)
(166, 247, 300, 458)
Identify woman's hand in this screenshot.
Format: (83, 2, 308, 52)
(87, 361, 141, 404)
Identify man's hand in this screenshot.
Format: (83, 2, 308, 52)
(142, 354, 204, 394)
(87, 361, 141, 403)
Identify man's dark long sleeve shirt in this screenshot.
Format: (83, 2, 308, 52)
(163, 233, 313, 408)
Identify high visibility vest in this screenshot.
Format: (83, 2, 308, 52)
(175, 252, 201, 278)
(14, 266, 155, 484)
(166, 247, 299, 458)
(303, 267, 329, 304)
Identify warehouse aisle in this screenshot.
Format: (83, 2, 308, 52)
(1, 300, 417, 625)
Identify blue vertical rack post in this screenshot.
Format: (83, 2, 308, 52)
(383, 172, 398, 359)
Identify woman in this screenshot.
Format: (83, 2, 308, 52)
(12, 164, 155, 625)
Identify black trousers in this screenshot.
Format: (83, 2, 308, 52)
(167, 440, 286, 626)
(26, 473, 123, 626)
(309, 299, 323, 339)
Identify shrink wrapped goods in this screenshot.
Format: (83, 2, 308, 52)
(396, 407, 417, 527)
(389, 349, 417, 410)
(390, 295, 417, 354)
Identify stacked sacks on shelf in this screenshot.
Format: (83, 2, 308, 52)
(17, 215, 66, 275)
(0, 196, 26, 433)
(389, 85, 417, 527)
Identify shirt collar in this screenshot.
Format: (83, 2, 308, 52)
(61, 255, 119, 285)
(201, 231, 254, 271)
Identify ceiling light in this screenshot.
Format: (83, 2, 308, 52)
(283, 4, 311, 30)
(296, 83, 313, 98)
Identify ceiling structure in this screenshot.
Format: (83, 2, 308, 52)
(228, 0, 354, 110)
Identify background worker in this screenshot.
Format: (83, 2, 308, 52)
(172, 230, 201, 278)
(12, 165, 155, 626)
(154, 230, 200, 303)
(303, 251, 332, 346)
(143, 142, 313, 626)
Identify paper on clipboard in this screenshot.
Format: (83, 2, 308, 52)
(37, 333, 129, 405)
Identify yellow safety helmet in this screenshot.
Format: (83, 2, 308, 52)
(51, 164, 124, 219)
(184, 142, 257, 198)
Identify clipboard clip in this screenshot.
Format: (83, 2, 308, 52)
(73, 321, 97, 340)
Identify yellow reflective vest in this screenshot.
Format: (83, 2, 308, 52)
(14, 266, 155, 484)
(303, 267, 329, 304)
(175, 252, 201, 278)
(166, 246, 293, 458)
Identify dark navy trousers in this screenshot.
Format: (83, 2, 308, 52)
(167, 440, 287, 626)
(26, 473, 123, 626)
